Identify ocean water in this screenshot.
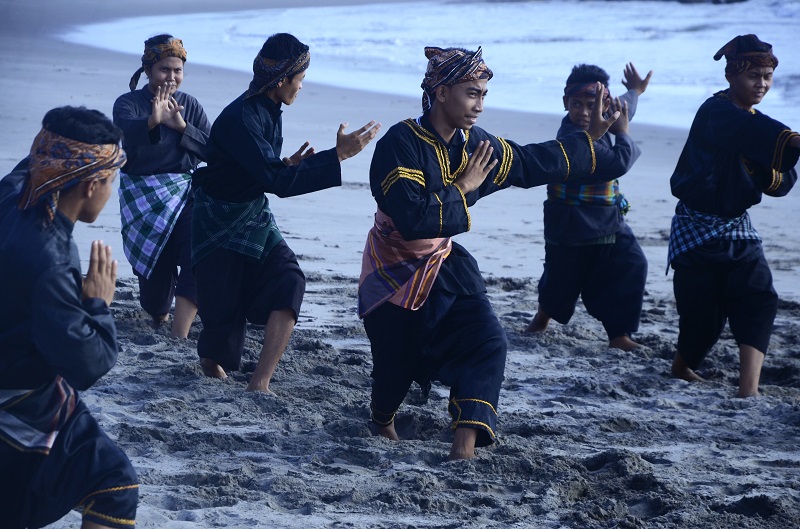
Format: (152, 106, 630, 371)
(64, 0, 800, 129)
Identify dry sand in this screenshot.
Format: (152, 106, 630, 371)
(1, 1, 799, 527)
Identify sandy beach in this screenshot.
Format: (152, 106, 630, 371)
(1, 1, 799, 527)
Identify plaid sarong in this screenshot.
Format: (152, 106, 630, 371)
(666, 201, 761, 273)
(547, 179, 629, 213)
(119, 172, 191, 279)
(0, 376, 77, 454)
(358, 210, 452, 317)
(191, 187, 284, 267)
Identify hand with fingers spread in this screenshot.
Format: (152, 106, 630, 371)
(454, 140, 498, 194)
(282, 141, 316, 166)
(587, 82, 620, 141)
(82, 240, 118, 307)
(622, 62, 653, 96)
(148, 84, 186, 132)
(608, 97, 630, 135)
(336, 120, 382, 162)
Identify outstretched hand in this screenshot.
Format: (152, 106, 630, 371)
(336, 121, 381, 162)
(622, 62, 653, 96)
(608, 97, 630, 135)
(587, 82, 620, 141)
(282, 141, 315, 166)
(82, 240, 117, 307)
(454, 140, 498, 194)
(149, 84, 186, 132)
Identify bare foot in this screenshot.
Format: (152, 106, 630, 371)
(524, 310, 550, 333)
(373, 422, 399, 441)
(448, 427, 478, 460)
(671, 354, 704, 383)
(609, 335, 640, 352)
(152, 314, 169, 330)
(200, 358, 227, 379)
(245, 381, 277, 395)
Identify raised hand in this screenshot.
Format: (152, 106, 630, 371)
(149, 85, 186, 132)
(336, 121, 381, 162)
(587, 82, 620, 141)
(454, 140, 498, 194)
(622, 62, 653, 95)
(82, 240, 117, 307)
(608, 97, 630, 135)
(282, 141, 315, 166)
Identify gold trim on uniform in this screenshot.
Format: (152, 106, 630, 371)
(583, 130, 596, 174)
(403, 119, 451, 186)
(453, 183, 471, 231)
(432, 192, 444, 237)
(555, 139, 570, 181)
(492, 137, 513, 186)
(381, 167, 426, 195)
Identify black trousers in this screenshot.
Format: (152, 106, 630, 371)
(0, 401, 138, 529)
(537, 224, 647, 339)
(673, 253, 777, 370)
(136, 198, 197, 318)
(194, 240, 305, 371)
(364, 290, 506, 447)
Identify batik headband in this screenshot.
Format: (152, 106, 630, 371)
(19, 129, 127, 225)
(714, 34, 778, 76)
(244, 49, 311, 99)
(128, 37, 188, 91)
(564, 82, 611, 106)
(421, 46, 494, 112)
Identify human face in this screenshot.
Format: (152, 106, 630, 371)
(79, 171, 117, 223)
(271, 70, 306, 106)
(438, 79, 488, 132)
(564, 93, 609, 131)
(146, 56, 184, 96)
(727, 66, 773, 110)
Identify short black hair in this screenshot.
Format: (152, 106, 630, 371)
(259, 33, 308, 60)
(566, 64, 610, 87)
(42, 106, 122, 145)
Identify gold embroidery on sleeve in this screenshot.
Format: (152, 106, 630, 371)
(492, 137, 513, 186)
(381, 167, 426, 195)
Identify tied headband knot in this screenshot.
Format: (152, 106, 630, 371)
(129, 37, 188, 91)
(19, 129, 127, 225)
(421, 46, 493, 112)
(713, 34, 778, 76)
(245, 48, 311, 99)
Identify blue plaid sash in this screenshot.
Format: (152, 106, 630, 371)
(119, 172, 191, 278)
(667, 201, 761, 273)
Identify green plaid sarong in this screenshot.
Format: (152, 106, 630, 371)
(191, 187, 284, 267)
(119, 172, 191, 279)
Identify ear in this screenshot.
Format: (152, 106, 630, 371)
(84, 179, 99, 199)
(602, 99, 610, 113)
(435, 85, 449, 103)
(562, 95, 569, 111)
(144, 66, 151, 79)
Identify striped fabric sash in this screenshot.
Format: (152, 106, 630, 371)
(0, 376, 77, 454)
(119, 172, 191, 278)
(358, 209, 452, 317)
(548, 178, 621, 207)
